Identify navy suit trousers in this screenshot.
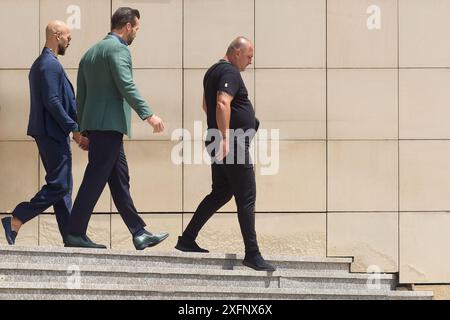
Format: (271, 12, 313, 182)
(13, 136, 72, 240)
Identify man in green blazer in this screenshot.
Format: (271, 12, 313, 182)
(65, 7, 169, 249)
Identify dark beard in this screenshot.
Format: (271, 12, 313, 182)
(58, 43, 66, 56)
(127, 33, 136, 45)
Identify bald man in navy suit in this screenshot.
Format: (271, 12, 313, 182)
(1, 21, 88, 245)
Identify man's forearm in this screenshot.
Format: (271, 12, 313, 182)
(45, 97, 79, 134)
(216, 101, 230, 139)
(216, 91, 232, 139)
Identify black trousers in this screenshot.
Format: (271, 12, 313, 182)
(183, 163, 260, 255)
(68, 131, 145, 236)
(13, 136, 72, 240)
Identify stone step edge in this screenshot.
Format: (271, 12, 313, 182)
(0, 263, 396, 280)
(0, 246, 353, 264)
(0, 282, 433, 298)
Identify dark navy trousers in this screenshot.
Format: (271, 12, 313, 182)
(13, 136, 72, 240)
(68, 131, 146, 236)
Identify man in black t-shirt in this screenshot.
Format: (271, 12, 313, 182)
(175, 37, 275, 272)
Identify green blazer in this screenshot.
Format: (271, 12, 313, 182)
(76, 34, 153, 137)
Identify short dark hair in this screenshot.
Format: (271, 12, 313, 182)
(111, 7, 140, 30)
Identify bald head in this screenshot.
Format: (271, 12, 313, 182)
(45, 20, 72, 56)
(226, 36, 252, 56)
(225, 37, 254, 72)
(46, 20, 69, 41)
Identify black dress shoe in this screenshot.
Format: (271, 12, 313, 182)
(64, 234, 107, 249)
(1, 217, 17, 245)
(133, 230, 169, 250)
(175, 236, 209, 253)
(243, 253, 276, 272)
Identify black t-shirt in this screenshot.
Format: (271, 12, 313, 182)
(203, 59, 258, 132)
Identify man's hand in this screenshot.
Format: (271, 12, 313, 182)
(215, 137, 230, 162)
(72, 132, 89, 151)
(72, 131, 81, 144)
(78, 136, 89, 151)
(147, 114, 165, 133)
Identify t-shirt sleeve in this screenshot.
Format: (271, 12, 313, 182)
(217, 71, 240, 97)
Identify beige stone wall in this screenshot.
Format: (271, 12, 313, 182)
(1, 0, 450, 284)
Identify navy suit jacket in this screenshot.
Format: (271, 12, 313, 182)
(27, 47, 78, 142)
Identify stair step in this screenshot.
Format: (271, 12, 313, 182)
(0, 246, 352, 273)
(0, 282, 433, 300)
(0, 246, 433, 300)
(0, 263, 397, 291)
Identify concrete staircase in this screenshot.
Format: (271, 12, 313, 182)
(0, 246, 433, 300)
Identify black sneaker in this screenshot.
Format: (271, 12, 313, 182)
(243, 253, 276, 272)
(175, 236, 209, 253)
